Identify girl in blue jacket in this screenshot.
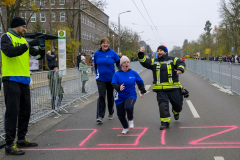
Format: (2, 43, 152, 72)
(112, 56, 146, 134)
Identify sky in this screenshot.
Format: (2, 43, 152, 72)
(104, 0, 221, 52)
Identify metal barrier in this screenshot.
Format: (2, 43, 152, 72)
(0, 61, 145, 141)
(185, 59, 240, 95)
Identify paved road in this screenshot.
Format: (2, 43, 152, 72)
(1, 69, 240, 160)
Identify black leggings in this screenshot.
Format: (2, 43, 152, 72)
(116, 98, 136, 129)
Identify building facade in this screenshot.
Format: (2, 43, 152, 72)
(0, 0, 109, 55)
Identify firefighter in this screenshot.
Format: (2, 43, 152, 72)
(138, 45, 185, 130)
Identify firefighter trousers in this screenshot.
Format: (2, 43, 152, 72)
(156, 89, 183, 123)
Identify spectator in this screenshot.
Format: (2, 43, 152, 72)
(77, 52, 81, 69)
(94, 37, 120, 123)
(48, 65, 64, 110)
(130, 55, 134, 62)
(47, 50, 57, 70)
(79, 56, 89, 94)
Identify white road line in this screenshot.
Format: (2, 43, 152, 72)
(186, 100, 200, 118)
(145, 85, 151, 91)
(214, 156, 225, 160)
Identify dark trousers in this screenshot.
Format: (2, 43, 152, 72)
(82, 81, 86, 93)
(3, 81, 31, 146)
(157, 89, 183, 123)
(96, 80, 114, 118)
(51, 94, 63, 110)
(116, 98, 136, 129)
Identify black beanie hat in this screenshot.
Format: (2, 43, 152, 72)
(11, 17, 26, 28)
(157, 45, 168, 53)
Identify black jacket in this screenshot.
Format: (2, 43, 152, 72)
(47, 52, 56, 67)
(138, 52, 185, 92)
(77, 55, 81, 66)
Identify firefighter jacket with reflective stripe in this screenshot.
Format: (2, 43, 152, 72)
(138, 52, 185, 92)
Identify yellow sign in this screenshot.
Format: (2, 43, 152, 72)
(205, 48, 211, 54)
(185, 55, 190, 57)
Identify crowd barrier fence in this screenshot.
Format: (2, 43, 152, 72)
(185, 59, 240, 95)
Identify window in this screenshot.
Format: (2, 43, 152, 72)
(59, 0, 65, 5)
(60, 12, 65, 22)
(41, 29, 46, 34)
(21, 13, 26, 19)
(51, 12, 55, 22)
(31, 13, 36, 22)
(81, 30, 84, 39)
(40, 13, 46, 22)
(40, 0, 44, 6)
(89, 33, 91, 41)
(51, 0, 55, 5)
(30, 0, 35, 6)
(0, 24, 2, 33)
(87, 17, 89, 26)
(86, 32, 88, 40)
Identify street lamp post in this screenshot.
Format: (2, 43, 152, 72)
(118, 10, 131, 53)
(112, 34, 114, 51)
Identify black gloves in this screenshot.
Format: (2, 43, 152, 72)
(181, 87, 189, 98)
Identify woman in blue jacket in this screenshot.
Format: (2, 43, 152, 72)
(94, 37, 120, 123)
(112, 56, 146, 134)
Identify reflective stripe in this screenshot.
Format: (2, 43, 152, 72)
(154, 60, 173, 64)
(139, 56, 146, 62)
(178, 65, 185, 71)
(153, 85, 182, 90)
(173, 57, 178, 65)
(172, 109, 180, 114)
(166, 63, 173, 83)
(160, 117, 171, 122)
(156, 64, 161, 85)
(151, 58, 154, 65)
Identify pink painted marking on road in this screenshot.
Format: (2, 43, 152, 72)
(22, 145, 240, 151)
(180, 126, 238, 145)
(98, 127, 148, 146)
(56, 129, 97, 146)
(161, 130, 166, 145)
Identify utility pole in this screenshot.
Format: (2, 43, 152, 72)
(49, 0, 53, 47)
(78, 0, 82, 53)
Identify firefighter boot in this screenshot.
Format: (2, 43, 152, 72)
(160, 122, 170, 130)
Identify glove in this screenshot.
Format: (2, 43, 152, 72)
(181, 88, 189, 98)
(28, 39, 40, 47)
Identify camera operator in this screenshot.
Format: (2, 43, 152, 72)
(1, 17, 45, 155)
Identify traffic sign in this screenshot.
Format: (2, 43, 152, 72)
(205, 48, 211, 54)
